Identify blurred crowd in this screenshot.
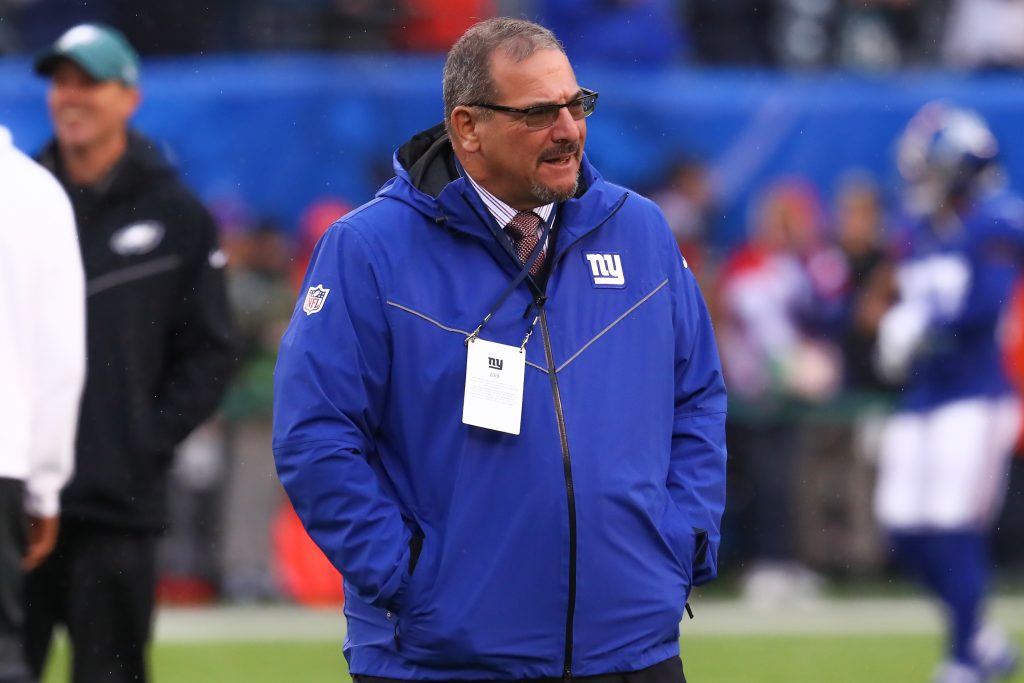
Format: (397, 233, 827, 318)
(3, 0, 1024, 70)
(648, 158, 1024, 606)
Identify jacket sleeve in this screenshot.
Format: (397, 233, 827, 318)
(669, 248, 728, 587)
(25, 173, 85, 517)
(152, 200, 238, 448)
(272, 222, 411, 609)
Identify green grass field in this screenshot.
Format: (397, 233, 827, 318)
(40, 633, 1024, 683)
(37, 598, 1024, 683)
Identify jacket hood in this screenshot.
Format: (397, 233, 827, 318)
(38, 130, 178, 199)
(379, 123, 629, 247)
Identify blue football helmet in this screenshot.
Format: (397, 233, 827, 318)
(897, 101, 1000, 210)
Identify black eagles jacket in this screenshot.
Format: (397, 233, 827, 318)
(39, 132, 237, 530)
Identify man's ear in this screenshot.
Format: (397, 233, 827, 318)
(122, 85, 142, 120)
(449, 106, 481, 153)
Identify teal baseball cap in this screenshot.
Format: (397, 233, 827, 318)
(34, 24, 140, 86)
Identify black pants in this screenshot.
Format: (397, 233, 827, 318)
(0, 479, 31, 683)
(22, 520, 157, 683)
(354, 654, 686, 683)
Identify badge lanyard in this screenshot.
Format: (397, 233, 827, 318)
(459, 199, 555, 435)
(465, 209, 555, 352)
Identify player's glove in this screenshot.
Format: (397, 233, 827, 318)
(875, 301, 930, 383)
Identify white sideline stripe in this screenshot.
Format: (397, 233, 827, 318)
(155, 606, 344, 642)
(680, 596, 1024, 636)
(151, 597, 1024, 643)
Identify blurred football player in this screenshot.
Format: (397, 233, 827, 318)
(875, 102, 1023, 683)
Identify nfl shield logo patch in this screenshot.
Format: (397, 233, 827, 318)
(303, 284, 330, 315)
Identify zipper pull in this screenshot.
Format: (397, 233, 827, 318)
(685, 602, 694, 619)
(523, 295, 548, 319)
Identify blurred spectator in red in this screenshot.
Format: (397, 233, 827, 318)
(1004, 282, 1024, 453)
(391, 0, 495, 52)
(997, 281, 1024, 575)
(291, 197, 352, 292)
(718, 177, 843, 607)
(719, 178, 844, 403)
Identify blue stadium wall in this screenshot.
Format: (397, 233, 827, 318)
(3, 54, 1024, 245)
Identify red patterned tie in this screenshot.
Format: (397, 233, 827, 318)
(506, 211, 544, 276)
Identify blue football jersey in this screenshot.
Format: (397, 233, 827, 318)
(892, 189, 1024, 410)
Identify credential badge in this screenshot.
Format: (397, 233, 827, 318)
(303, 284, 330, 315)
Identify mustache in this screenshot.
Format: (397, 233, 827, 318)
(540, 142, 580, 161)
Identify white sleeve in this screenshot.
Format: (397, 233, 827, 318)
(23, 175, 86, 518)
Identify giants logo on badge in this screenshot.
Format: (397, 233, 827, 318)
(583, 252, 625, 288)
(303, 284, 330, 315)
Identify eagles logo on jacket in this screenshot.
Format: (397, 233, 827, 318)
(273, 124, 728, 680)
(38, 131, 237, 531)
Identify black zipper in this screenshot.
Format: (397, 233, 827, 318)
(540, 306, 577, 679)
(532, 194, 628, 679)
(452, 190, 629, 677)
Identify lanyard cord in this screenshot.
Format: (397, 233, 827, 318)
(465, 209, 555, 348)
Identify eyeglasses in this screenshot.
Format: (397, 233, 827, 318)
(469, 88, 599, 129)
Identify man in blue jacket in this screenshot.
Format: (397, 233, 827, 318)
(273, 17, 727, 683)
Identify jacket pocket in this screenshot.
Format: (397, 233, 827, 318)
(393, 529, 437, 616)
(394, 535, 475, 664)
(658, 503, 696, 588)
(693, 527, 709, 568)
(408, 532, 424, 575)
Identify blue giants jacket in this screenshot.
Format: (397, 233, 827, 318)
(273, 125, 727, 680)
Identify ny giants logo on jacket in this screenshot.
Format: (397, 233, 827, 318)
(584, 252, 625, 288)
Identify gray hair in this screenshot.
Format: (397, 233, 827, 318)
(442, 18, 564, 129)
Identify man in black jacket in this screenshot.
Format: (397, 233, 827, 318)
(22, 24, 237, 683)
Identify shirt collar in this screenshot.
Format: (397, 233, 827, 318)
(464, 172, 554, 229)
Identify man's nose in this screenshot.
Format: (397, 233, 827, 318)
(549, 106, 581, 142)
